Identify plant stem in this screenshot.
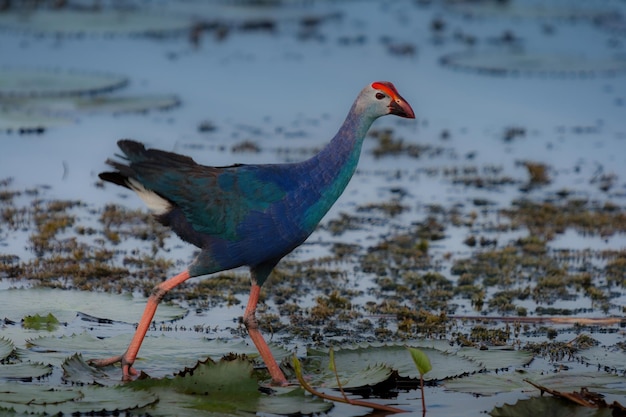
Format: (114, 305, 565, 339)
(292, 355, 406, 414)
(330, 347, 350, 402)
(420, 374, 426, 412)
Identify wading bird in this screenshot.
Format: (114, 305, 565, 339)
(90, 81, 415, 385)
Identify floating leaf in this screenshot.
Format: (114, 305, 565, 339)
(62, 353, 110, 385)
(292, 354, 407, 414)
(0, 382, 158, 415)
(26, 333, 288, 379)
(0, 10, 191, 37)
(303, 351, 393, 388)
(440, 51, 626, 77)
(173, 356, 260, 396)
(0, 362, 53, 381)
(532, 372, 626, 396)
(0, 68, 127, 98)
(0, 288, 186, 324)
(445, 370, 534, 395)
(0, 106, 72, 133)
(490, 396, 613, 417)
(458, 346, 534, 371)
(23, 313, 59, 331)
(0, 337, 15, 361)
(445, 370, 626, 396)
(255, 387, 335, 416)
(3, 94, 180, 115)
(308, 343, 481, 382)
(129, 357, 331, 416)
(73, 94, 181, 114)
(0, 382, 82, 406)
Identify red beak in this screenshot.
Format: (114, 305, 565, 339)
(389, 95, 415, 119)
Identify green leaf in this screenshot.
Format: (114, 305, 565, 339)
(24, 333, 289, 378)
(445, 370, 534, 395)
(458, 346, 534, 371)
(445, 370, 626, 397)
(0, 10, 191, 37)
(23, 313, 59, 331)
(308, 343, 481, 382)
(0, 68, 127, 98)
(0, 362, 53, 381)
(531, 372, 626, 396)
(73, 95, 180, 114)
(62, 353, 110, 385)
(407, 346, 432, 375)
(172, 357, 259, 396)
(328, 346, 336, 372)
(0, 382, 82, 406)
(0, 106, 72, 132)
(0, 382, 157, 415)
(129, 357, 331, 416)
(490, 396, 613, 417)
(0, 337, 15, 361)
(0, 288, 186, 325)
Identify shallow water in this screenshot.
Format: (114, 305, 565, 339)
(1, 1, 625, 416)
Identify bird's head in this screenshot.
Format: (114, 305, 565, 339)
(356, 81, 415, 120)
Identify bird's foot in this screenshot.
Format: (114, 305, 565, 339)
(88, 355, 138, 381)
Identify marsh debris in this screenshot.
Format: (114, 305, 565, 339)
(369, 128, 441, 159)
(503, 198, 626, 238)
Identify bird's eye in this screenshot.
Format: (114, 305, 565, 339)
(375, 92, 385, 100)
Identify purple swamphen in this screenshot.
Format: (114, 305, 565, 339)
(91, 81, 415, 385)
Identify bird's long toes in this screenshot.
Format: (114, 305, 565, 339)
(87, 355, 123, 368)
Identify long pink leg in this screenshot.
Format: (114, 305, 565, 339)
(244, 284, 288, 386)
(89, 270, 191, 380)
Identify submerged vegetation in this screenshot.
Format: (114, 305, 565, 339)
(0, 177, 624, 407)
(1, 173, 625, 332)
(1, 0, 626, 414)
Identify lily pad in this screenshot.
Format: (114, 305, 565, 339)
(26, 333, 289, 378)
(0, 337, 15, 361)
(0, 287, 186, 324)
(62, 353, 110, 385)
(0, 106, 72, 133)
(490, 396, 613, 417)
(0, 9, 191, 37)
(3, 94, 181, 115)
(22, 313, 59, 331)
(458, 346, 534, 371)
(307, 342, 482, 383)
(445, 370, 626, 396)
(0, 382, 158, 415)
(440, 51, 626, 76)
(533, 372, 626, 396)
(0, 382, 82, 406)
(444, 370, 533, 395)
(0, 362, 52, 381)
(128, 357, 332, 416)
(0, 68, 128, 98)
(72, 94, 181, 114)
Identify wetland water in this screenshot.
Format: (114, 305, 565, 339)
(0, 1, 625, 416)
